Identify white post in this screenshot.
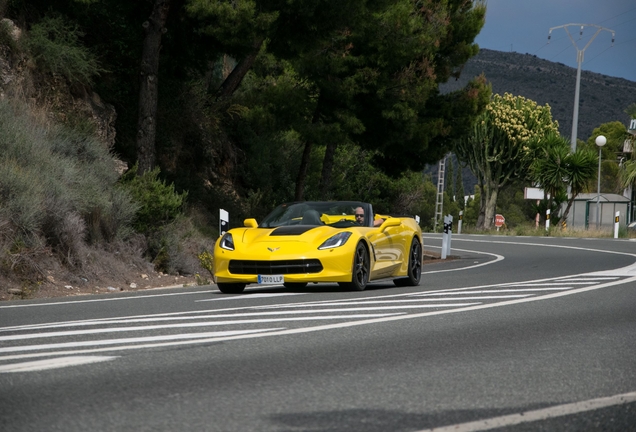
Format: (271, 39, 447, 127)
(441, 216, 448, 260)
(458, 211, 463, 234)
(442, 215, 453, 259)
(545, 209, 551, 231)
(614, 211, 620, 238)
(219, 209, 229, 236)
(441, 215, 453, 259)
(446, 215, 453, 258)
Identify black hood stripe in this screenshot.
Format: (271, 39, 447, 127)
(270, 226, 316, 236)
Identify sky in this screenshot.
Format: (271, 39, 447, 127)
(474, 0, 636, 82)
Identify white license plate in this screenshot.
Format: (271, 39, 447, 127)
(257, 274, 284, 284)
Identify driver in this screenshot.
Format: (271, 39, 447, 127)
(354, 206, 384, 227)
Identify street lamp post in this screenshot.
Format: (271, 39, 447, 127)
(595, 135, 606, 229)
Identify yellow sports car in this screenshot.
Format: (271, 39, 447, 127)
(213, 201, 423, 293)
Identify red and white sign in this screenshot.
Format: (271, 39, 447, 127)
(494, 214, 505, 227)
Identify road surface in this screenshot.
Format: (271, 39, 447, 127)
(1, 235, 635, 431)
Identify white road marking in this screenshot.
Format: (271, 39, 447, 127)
(588, 261, 636, 276)
(0, 303, 328, 332)
(0, 356, 118, 373)
(0, 314, 403, 342)
(1, 312, 402, 333)
(431, 236, 636, 262)
(421, 247, 504, 273)
(0, 329, 283, 354)
(501, 282, 597, 286)
(254, 297, 527, 308)
(414, 288, 572, 296)
(2, 240, 635, 369)
(2, 274, 634, 362)
(196, 292, 306, 301)
(416, 391, 636, 432)
(560, 277, 619, 281)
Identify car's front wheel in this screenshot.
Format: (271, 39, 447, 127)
(217, 283, 246, 294)
(394, 238, 422, 287)
(342, 242, 370, 291)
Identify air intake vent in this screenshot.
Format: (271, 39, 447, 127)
(229, 259, 323, 275)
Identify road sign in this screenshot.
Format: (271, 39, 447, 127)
(494, 214, 505, 228)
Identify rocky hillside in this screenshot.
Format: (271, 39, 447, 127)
(441, 48, 636, 141)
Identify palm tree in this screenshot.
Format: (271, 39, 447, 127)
(530, 133, 597, 228)
(560, 149, 597, 224)
(620, 159, 636, 190)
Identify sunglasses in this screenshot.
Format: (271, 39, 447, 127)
(355, 214, 364, 217)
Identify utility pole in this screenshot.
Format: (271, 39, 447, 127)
(548, 24, 614, 152)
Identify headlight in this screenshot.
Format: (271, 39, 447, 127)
(318, 232, 352, 250)
(219, 233, 235, 251)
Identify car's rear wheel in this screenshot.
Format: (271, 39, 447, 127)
(283, 282, 308, 290)
(342, 242, 370, 291)
(394, 238, 422, 287)
(217, 283, 246, 294)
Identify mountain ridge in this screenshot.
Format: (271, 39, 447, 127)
(441, 48, 636, 141)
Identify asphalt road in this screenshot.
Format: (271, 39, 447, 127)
(1, 234, 635, 432)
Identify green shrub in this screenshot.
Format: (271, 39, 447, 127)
(146, 216, 214, 276)
(0, 99, 137, 272)
(25, 15, 104, 85)
(0, 18, 20, 53)
(198, 250, 214, 277)
(120, 164, 188, 234)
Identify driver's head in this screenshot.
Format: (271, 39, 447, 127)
(354, 207, 365, 225)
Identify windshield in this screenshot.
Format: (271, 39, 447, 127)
(259, 201, 372, 228)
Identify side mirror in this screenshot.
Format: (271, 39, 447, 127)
(243, 218, 258, 228)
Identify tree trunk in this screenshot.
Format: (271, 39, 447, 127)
(216, 36, 264, 100)
(476, 181, 486, 228)
(482, 182, 499, 229)
(294, 100, 322, 201)
(560, 196, 576, 228)
(294, 141, 313, 201)
(319, 141, 337, 197)
(136, 0, 170, 176)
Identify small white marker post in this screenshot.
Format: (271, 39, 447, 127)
(458, 211, 463, 234)
(545, 209, 550, 231)
(614, 211, 620, 238)
(219, 209, 229, 236)
(441, 215, 453, 259)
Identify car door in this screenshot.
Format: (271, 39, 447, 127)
(367, 220, 404, 279)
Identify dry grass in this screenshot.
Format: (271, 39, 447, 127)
(458, 223, 635, 239)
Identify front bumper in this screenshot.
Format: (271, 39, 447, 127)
(213, 247, 356, 284)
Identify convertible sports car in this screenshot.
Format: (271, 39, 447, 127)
(213, 201, 423, 293)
